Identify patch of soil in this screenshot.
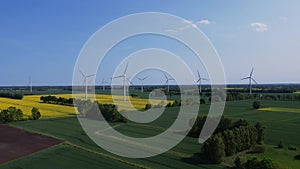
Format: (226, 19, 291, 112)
(0, 125, 62, 164)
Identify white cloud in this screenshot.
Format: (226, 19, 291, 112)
(181, 19, 198, 29)
(198, 19, 211, 25)
(165, 20, 198, 33)
(165, 19, 215, 34)
(250, 22, 268, 32)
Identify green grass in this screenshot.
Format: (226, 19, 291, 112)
(3, 116, 223, 169)
(1, 100, 300, 168)
(1, 144, 140, 169)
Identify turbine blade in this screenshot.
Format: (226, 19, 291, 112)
(142, 76, 148, 80)
(165, 79, 168, 85)
(124, 63, 129, 74)
(137, 77, 142, 81)
(197, 70, 201, 78)
(252, 78, 258, 84)
(79, 69, 85, 77)
(87, 74, 96, 78)
(250, 67, 254, 77)
(112, 75, 124, 79)
(241, 77, 250, 80)
(126, 78, 134, 85)
(202, 78, 209, 81)
(164, 73, 168, 79)
(196, 78, 201, 83)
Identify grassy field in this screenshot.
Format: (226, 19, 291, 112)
(3, 116, 223, 169)
(0, 94, 172, 118)
(1, 99, 300, 168)
(0, 144, 140, 169)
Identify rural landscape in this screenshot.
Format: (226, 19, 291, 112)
(1, 1, 300, 169)
(1, 83, 300, 169)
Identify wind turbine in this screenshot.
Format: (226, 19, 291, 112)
(28, 76, 33, 93)
(79, 69, 96, 100)
(101, 78, 109, 91)
(137, 76, 148, 93)
(112, 63, 132, 101)
(164, 73, 174, 92)
(196, 70, 208, 93)
(241, 67, 258, 95)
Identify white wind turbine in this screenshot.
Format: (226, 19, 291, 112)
(112, 63, 132, 101)
(137, 76, 148, 93)
(101, 78, 109, 91)
(28, 76, 33, 93)
(79, 69, 96, 100)
(196, 70, 208, 93)
(164, 73, 175, 92)
(241, 67, 258, 95)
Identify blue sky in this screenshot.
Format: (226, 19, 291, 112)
(1, 0, 300, 86)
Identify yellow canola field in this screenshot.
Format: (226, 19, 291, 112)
(259, 107, 300, 114)
(0, 94, 172, 118)
(0, 95, 76, 118)
(56, 94, 172, 111)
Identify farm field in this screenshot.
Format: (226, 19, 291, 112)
(0, 94, 171, 118)
(0, 144, 141, 169)
(1, 100, 300, 169)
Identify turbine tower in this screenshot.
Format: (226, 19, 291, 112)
(196, 70, 208, 93)
(241, 67, 258, 95)
(79, 69, 96, 100)
(137, 76, 148, 93)
(28, 76, 33, 93)
(101, 78, 109, 91)
(112, 63, 132, 101)
(164, 73, 174, 92)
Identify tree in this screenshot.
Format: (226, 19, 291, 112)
(255, 122, 265, 144)
(202, 134, 225, 164)
(253, 100, 261, 109)
(200, 98, 206, 104)
(8, 106, 23, 121)
(145, 104, 152, 110)
(234, 156, 244, 169)
(223, 130, 237, 156)
(31, 107, 41, 120)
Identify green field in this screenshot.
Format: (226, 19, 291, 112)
(1, 100, 300, 168)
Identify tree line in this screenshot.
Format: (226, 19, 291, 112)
(0, 106, 41, 123)
(188, 116, 265, 164)
(40, 95, 73, 105)
(74, 99, 127, 123)
(226, 92, 300, 102)
(234, 157, 279, 169)
(0, 92, 23, 100)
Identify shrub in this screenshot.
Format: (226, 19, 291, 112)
(234, 156, 244, 169)
(144, 104, 152, 110)
(288, 146, 297, 151)
(31, 107, 41, 120)
(248, 145, 265, 154)
(294, 154, 300, 160)
(200, 98, 206, 104)
(277, 140, 284, 149)
(253, 100, 261, 109)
